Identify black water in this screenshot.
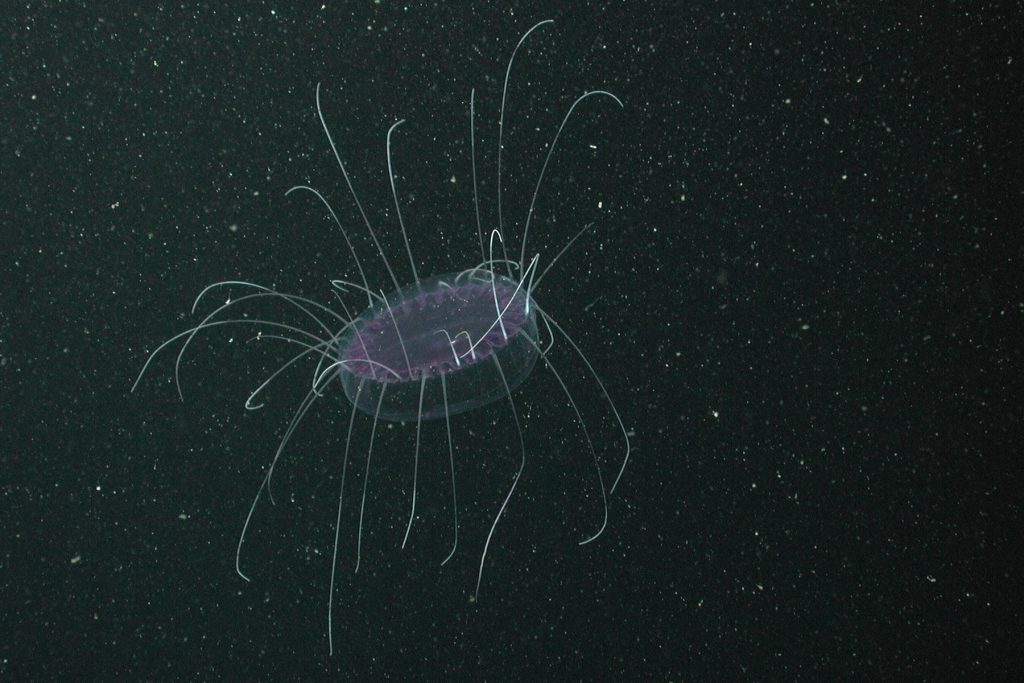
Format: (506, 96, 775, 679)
(3, 2, 1018, 679)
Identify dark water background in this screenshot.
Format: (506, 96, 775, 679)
(2, 1, 1019, 679)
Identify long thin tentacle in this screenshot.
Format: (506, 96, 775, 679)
(236, 380, 331, 580)
(518, 90, 623, 272)
(286, 185, 374, 308)
(538, 305, 632, 494)
(243, 336, 335, 410)
(531, 222, 595, 293)
(440, 374, 459, 566)
(192, 280, 346, 327)
(470, 88, 485, 266)
(475, 355, 525, 599)
(175, 290, 333, 400)
(355, 385, 388, 574)
(132, 317, 326, 397)
(401, 375, 427, 549)
(386, 119, 420, 285)
(498, 19, 554, 276)
(328, 379, 364, 656)
(315, 82, 402, 294)
(527, 337, 608, 545)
